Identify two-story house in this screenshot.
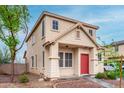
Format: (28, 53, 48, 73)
(112, 40, 124, 60)
(24, 11, 104, 79)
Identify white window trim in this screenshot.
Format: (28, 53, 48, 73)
(51, 19, 59, 31)
(59, 51, 73, 68)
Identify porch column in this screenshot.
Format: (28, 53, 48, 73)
(48, 42, 60, 78)
(90, 47, 99, 74)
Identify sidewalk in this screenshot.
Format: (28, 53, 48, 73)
(82, 75, 115, 88)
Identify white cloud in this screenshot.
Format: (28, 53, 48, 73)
(57, 6, 124, 24)
(84, 9, 124, 24)
(86, 18, 112, 24)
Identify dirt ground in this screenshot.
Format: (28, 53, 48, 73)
(0, 74, 103, 88)
(0, 74, 53, 88)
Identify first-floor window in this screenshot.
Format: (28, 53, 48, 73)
(59, 52, 72, 67)
(98, 53, 102, 61)
(43, 51, 45, 67)
(35, 55, 37, 68)
(31, 56, 34, 67)
(65, 53, 72, 67)
(59, 52, 63, 67)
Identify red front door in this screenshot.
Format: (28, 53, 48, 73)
(80, 54, 89, 74)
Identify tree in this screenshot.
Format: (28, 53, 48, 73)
(0, 5, 30, 82)
(97, 38, 120, 78)
(0, 46, 11, 64)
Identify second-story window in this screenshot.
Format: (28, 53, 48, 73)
(89, 29, 93, 36)
(42, 20, 45, 37)
(115, 45, 119, 52)
(31, 35, 35, 45)
(52, 20, 58, 30)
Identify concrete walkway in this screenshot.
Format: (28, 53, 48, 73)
(82, 75, 115, 88)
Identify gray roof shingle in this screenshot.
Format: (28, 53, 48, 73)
(112, 40, 124, 46)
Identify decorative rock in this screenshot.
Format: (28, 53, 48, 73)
(38, 78, 44, 82)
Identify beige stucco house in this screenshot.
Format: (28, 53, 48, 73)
(112, 40, 124, 60)
(24, 11, 104, 79)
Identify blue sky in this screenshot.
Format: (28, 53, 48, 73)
(1, 5, 124, 62)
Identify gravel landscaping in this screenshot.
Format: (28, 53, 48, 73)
(53, 78, 103, 88)
(0, 74, 105, 88)
(103, 79, 124, 88)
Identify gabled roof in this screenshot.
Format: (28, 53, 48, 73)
(112, 40, 124, 46)
(43, 23, 99, 47)
(26, 11, 99, 42)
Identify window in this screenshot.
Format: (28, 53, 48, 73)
(76, 31, 80, 39)
(98, 53, 102, 61)
(52, 20, 58, 30)
(42, 20, 45, 37)
(89, 30, 93, 36)
(59, 52, 63, 67)
(31, 35, 35, 45)
(59, 52, 72, 67)
(65, 53, 72, 67)
(42, 51, 45, 67)
(115, 46, 119, 52)
(35, 55, 37, 68)
(31, 56, 34, 67)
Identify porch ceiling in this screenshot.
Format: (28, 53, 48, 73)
(59, 43, 93, 49)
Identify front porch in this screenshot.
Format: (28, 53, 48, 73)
(46, 42, 99, 78)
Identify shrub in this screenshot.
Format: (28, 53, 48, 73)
(95, 71, 116, 80)
(95, 72, 108, 79)
(19, 74, 29, 83)
(106, 71, 116, 80)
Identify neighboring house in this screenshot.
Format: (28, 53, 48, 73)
(24, 11, 104, 78)
(112, 40, 124, 60)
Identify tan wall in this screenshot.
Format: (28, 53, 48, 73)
(0, 63, 28, 75)
(74, 48, 79, 76)
(118, 45, 124, 56)
(58, 28, 96, 48)
(26, 17, 47, 75)
(45, 16, 96, 42)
